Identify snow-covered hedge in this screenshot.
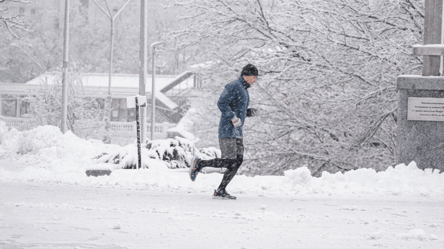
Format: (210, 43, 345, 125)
(93, 136, 221, 169)
(0, 122, 220, 170)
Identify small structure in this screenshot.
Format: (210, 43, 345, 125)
(0, 72, 197, 145)
(396, 0, 444, 171)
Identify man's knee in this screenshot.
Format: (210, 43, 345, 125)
(226, 156, 243, 171)
(220, 158, 236, 170)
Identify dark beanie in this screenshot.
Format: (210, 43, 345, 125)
(241, 64, 258, 76)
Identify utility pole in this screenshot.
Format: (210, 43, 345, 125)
(92, 0, 132, 143)
(140, 0, 148, 143)
(150, 41, 164, 141)
(61, 0, 70, 133)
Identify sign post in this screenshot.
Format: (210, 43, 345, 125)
(127, 95, 147, 169)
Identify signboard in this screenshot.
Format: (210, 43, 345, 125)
(408, 97, 444, 121)
(126, 95, 147, 108)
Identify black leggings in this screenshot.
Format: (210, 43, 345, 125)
(198, 155, 243, 190)
(198, 138, 244, 190)
(217, 155, 243, 190)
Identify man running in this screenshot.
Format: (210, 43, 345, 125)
(189, 64, 259, 200)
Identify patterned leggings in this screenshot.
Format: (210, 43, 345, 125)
(198, 138, 244, 191)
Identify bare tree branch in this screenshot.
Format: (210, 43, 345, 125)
(0, 0, 32, 37)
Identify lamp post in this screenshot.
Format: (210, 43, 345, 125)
(61, 0, 70, 133)
(92, 0, 132, 143)
(150, 41, 164, 141)
(139, 0, 148, 144)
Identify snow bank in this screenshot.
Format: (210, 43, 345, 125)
(397, 229, 439, 241)
(0, 123, 116, 168)
(0, 124, 443, 198)
(280, 162, 444, 197)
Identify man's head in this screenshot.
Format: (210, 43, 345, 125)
(241, 64, 258, 86)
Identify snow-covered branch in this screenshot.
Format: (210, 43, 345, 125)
(167, 0, 423, 175)
(0, 0, 32, 38)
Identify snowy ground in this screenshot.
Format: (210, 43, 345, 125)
(1, 175, 443, 249)
(0, 125, 444, 248)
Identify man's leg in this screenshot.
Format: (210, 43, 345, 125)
(197, 158, 236, 169)
(197, 137, 238, 169)
(189, 138, 237, 181)
(216, 138, 244, 191)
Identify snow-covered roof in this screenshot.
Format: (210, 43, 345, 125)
(167, 107, 198, 142)
(188, 61, 214, 71)
(25, 72, 192, 92)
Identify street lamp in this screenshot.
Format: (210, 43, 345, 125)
(150, 41, 164, 141)
(91, 0, 132, 143)
(61, 0, 70, 133)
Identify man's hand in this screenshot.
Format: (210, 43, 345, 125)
(247, 108, 259, 117)
(231, 116, 242, 127)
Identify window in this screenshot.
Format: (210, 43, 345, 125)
(2, 96, 17, 117)
(111, 99, 128, 122)
(19, 98, 30, 117)
(127, 108, 136, 122)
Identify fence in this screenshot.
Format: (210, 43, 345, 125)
(0, 116, 176, 145)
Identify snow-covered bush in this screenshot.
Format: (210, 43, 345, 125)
(199, 147, 221, 159)
(0, 125, 63, 155)
(1, 121, 220, 171)
(93, 144, 166, 170)
(94, 136, 220, 169)
(17, 126, 63, 155)
(0, 121, 9, 144)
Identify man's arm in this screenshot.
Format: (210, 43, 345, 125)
(217, 84, 236, 120)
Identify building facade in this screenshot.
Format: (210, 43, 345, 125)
(0, 71, 198, 145)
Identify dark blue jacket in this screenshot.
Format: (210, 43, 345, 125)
(218, 77, 251, 138)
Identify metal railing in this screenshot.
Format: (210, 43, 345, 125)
(0, 116, 176, 144)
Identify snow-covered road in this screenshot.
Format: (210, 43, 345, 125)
(1, 179, 443, 249)
(0, 125, 443, 248)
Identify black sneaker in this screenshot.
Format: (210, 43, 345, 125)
(189, 156, 200, 181)
(213, 189, 236, 200)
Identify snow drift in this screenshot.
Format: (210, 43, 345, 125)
(0, 122, 443, 198)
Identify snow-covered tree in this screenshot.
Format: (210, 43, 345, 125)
(24, 64, 108, 140)
(0, 0, 31, 38)
(167, 0, 424, 175)
(0, 0, 187, 83)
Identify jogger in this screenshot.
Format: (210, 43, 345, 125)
(189, 64, 259, 199)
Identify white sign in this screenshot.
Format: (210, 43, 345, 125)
(126, 95, 147, 108)
(408, 97, 444, 121)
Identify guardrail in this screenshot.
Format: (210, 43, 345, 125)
(108, 121, 174, 134)
(0, 116, 34, 131)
